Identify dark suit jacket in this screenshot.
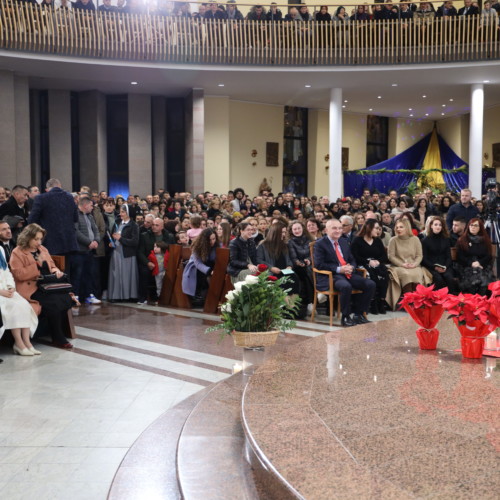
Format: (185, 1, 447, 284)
(0, 197, 29, 223)
(27, 187, 79, 255)
(458, 5, 479, 15)
(313, 236, 357, 290)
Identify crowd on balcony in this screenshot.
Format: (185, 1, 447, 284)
(0, 177, 497, 355)
(6, 0, 500, 24)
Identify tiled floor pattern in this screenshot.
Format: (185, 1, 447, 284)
(0, 303, 406, 500)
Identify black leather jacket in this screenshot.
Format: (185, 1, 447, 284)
(227, 236, 257, 276)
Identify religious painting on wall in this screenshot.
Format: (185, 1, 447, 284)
(266, 142, 279, 166)
(342, 148, 349, 171)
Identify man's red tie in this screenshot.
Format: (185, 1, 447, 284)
(334, 241, 351, 279)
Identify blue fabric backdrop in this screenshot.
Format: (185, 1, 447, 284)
(343, 132, 468, 197)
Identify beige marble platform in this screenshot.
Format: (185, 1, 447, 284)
(242, 316, 500, 500)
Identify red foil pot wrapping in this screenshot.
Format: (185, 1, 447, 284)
(461, 336, 485, 359)
(415, 328, 440, 350)
(404, 304, 444, 330)
(452, 318, 494, 338)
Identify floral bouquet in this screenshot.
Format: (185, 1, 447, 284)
(441, 293, 500, 358)
(206, 265, 299, 347)
(399, 285, 449, 349)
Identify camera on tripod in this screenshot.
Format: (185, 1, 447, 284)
(485, 178, 499, 220)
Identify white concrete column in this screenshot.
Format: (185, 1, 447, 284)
(185, 89, 205, 194)
(469, 84, 484, 199)
(48, 89, 72, 189)
(329, 88, 343, 201)
(79, 90, 107, 192)
(128, 94, 152, 196)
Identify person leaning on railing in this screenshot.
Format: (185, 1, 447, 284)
(266, 2, 283, 21)
(458, 0, 479, 15)
(436, 0, 457, 17)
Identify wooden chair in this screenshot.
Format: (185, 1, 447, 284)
(170, 247, 192, 308)
(309, 241, 366, 327)
(50, 255, 76, 339)
(159, 244, 181, 306)
(203, 247, 230, 314)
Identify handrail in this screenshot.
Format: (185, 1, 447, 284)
(0, 1, 498, 66)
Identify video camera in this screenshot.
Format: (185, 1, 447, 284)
(485, 177, 500, 222)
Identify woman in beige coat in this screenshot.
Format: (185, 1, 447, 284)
(386, 218, 432, 309)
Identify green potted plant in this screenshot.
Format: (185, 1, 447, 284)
(206, 265, 299, 348)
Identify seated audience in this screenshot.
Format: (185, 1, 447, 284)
(10, 224, 75, 349)
(0, 246, 38, 356)
(313, 219, 375, 327)
(387, 218, 431, 306)
(450, 216, 466, 247)
(288, 221, 314, 313)
(182, 228, 219, 303)
(351, 219, 389, 315)
(227, 221, 258, 283)
(421, 216, 458, 293)
(455, 218, 494, 295)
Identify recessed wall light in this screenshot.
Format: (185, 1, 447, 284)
(449, 98, 454, 102)
(408, 108, 412, 111)
(218, 83, 225, 87)
(441, 113, 445, 116)
(369, 108, 373, 111)
(409, 114, 414, 117)
(422, 95, 427, 98)
(377, 96, 382, 99)
(305, 84, 311, 88)
(392, 83, 398, 87)
(344, 100, 348, 103)
(483, 80, 490, 83)
(425, 113, 429, 116)
(342, 105, 346, 108)
(442, 104, 446, 107)
(130, 81, 138, 85)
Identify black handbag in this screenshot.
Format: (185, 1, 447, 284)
(37, 262, 73, 294)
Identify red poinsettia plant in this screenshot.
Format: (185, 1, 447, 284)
(441, 293, 499, 337)
(399, 285, 448, 330)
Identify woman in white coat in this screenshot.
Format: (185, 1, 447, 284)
(0, 247, 39, 356)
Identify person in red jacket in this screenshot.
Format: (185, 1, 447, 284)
(148, 241, 169, 299)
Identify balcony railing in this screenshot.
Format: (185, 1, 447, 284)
(0, 1, 499, 66)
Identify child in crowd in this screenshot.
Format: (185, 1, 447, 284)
(176, 231, 189, 246)
(187, 215, 203, 242)
(148, 241, 169, 297)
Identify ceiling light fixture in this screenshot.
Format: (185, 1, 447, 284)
(369, 108, 373, 111)
(442, 104, 446, 107)
(425, 113, 429, 116)
(305, 84, 311, 88)
(377, 96, 382, 99)
(441, 113, 445, 116)
(409, 114, 414, 117)
(449, 98, 454, 102)
(344, 100, 348, 103)
(130, 81, 138, 85)
(422, 95, 427, 98)
(483, 80, 490, 83)
(342, 105, 346, 108)
(391, 83, 398, 87)
(218, 83, 225, 87)
(408, 108, 412, 111)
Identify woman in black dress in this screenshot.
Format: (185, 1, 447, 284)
(455, 218, 494, 295)
(421, 216, 458, 294)
(351, 219, 389, 315)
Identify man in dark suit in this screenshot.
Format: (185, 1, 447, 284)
(458, 0, 479, 15)
(0, 185, 29, 224)
(27, 178, 79, 256)
(339, 215, 355, 245)
(314, 219, 376, 327)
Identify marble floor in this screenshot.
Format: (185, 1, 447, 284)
(0, 303, 406, 500)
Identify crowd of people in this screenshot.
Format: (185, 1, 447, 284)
(6, 0, 500, 25)
(0, 178, 497, 360)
